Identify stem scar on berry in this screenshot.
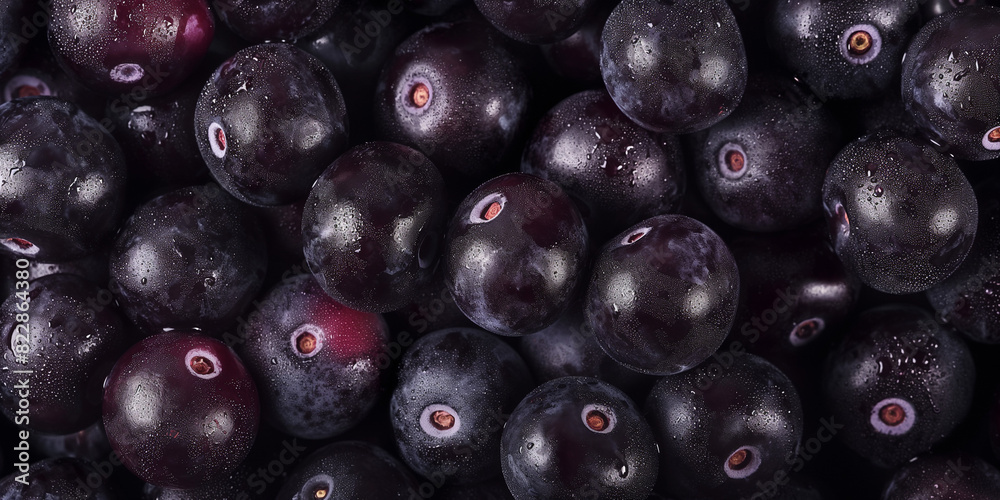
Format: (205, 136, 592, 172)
(586, 410, 609, 431)
(848, 31, 873, 55)
(411, 82, 430, 108)
(728, 448, 751, 470)
(5, 238, 33, 249)
(726, 149, 745, 172)
(296, 331, 318, 355)
(470, 194, 507, 224)
(789, 318, 825, 346)
(420, 404, 462, 437)
(718, 143, 748, 179)
(581, 404, 616, 433)
(208, 122, 227, 159)
(15, 85, 40, 98)
(483, 201, 502, 221)
(870, 397, 916, 435)
(190, 356, 214, 375)
(723, 445, 762, 478)
(839, 24, 881, 64)
(430, 409, 456, 430)
(291, 325, 324, 358)
(879, 403, 905, 426)
(185, 349, 222, 379)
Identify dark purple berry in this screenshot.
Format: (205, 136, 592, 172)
(108, 183, 268, 335)
(302, 141, 447, 313)
(214, 0, 338, 43)
(48, 0, 215, 96)
(103, 331, 260, 489)
(902, 6, 1000, 160)
(474, 0, 596, 44)
(276, 441, 419, 500)
(234, 273, 390, 440)
(585, 214, 740, 375)
(767, 0, 920, 100)
(0, 97, 127, 262)
(823, 305, 975, 468)
(600, 0, 747, 133)
(822, 133, 978, 294)
(374, 21, 530, 184)
(444, 173, 589, 336)
(645, 353, 804, 498)
(500, 376, 659, 500)
(195, 43, 349, 206)
(391, 328, 534, 484)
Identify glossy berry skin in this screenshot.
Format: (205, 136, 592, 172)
(822, 133, 978, 294)
(474, 0, 595, 44)
(277, 441, 418, 500)
(444, 173, 589, 336)
(881, 453, 1000, 499)
(234, 273, 390, 440)
(902, 6, 1000, 161)
(195, 43, 349, 206)
(600, 0, 747, 134)
(0, 457, 115, 500)
(48, 0, 214, 96)
(500, 376, 659, 500)
(585, 214, 739, 375)
(108, 80, 210, 192)
(391, 328, 534, 484)
(0, 275, 132, 434)
(727, 229, 861, 361)
(693, 75, 841, 232)
(302, 142, 447, 313)
(103, 331, 260, 489)
(215, 0, 338, 43)
(927, 176, 1000, 344)
(374, 21, 530, 184)
(0, 97, 127, 262)
(767, 0, 920, 101)
(109, 183, 268, 335)
(823, 305, 975, 469)
(521, 89, 686, 242)
(645, 353, 804, 498)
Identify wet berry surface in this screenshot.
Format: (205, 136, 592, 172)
(2, 1, 1000, 498)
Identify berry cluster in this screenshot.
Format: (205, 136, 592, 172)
(1, 0, 1000, 499)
